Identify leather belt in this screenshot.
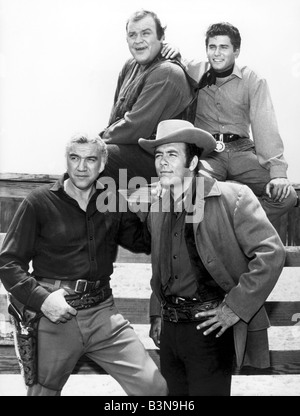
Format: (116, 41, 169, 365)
(38, 277, 102, 294)
(65, 284, 112, 310)
(213, 133, 241, 143)
(162, 298, 222, 323)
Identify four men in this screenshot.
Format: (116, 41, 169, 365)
(0, 10, 296, 396)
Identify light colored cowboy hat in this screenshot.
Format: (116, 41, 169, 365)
(138, 119, 216, 157)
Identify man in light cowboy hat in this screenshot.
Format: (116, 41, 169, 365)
(138, 119, 285, 396)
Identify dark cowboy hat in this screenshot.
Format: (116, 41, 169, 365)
(138, 119, 216, 157)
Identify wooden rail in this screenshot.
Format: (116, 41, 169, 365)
(1, 173, 300, 244)
(0, 175, 300, 392)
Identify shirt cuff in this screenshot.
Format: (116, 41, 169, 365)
(269, 165, 287, 179)
(27, 285, 51, 312)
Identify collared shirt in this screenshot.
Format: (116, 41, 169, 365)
(163, 183, 221, 300)
(184, 60, 288, 179)
(0, 174, 150, 311)
(164, 208, 199, 298)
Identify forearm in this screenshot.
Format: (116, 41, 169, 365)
(149, 291, 161, 317)
(225, 186, 286, 321)
(181, 59, 209, 83)
(0, 202, 49, 310)
(117, 209, 151, 254)
(0, 252, 50, 311)
(250, 78, 288, 178)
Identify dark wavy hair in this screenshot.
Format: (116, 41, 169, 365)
(126, 9, 166, 40)
(205, 22, 241, 51)
(185, 143, 203, 172)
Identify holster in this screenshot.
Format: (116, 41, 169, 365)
(8, 297, 42, 387)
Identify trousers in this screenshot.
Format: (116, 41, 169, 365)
(200, 141, 297, 225)
(27, 296, 167, 396)
(160, 320, 234, 396)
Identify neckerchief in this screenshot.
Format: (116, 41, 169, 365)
(198, 65, 234, 89)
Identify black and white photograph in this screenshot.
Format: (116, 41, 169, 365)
(0, 0, 300, 398)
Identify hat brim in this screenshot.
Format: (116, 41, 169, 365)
(138, 127, 216, 157)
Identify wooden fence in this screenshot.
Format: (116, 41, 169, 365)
(1, 173, 300, 244)
(1, 233, 300, 380)
(0, 173, 300, 394)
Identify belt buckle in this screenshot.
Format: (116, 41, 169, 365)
(215, 133, 225, 153)
(75, 279, 88, 294)
(174, 296, 185, 304)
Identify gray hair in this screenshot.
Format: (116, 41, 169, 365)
(65, 133, 108, 166)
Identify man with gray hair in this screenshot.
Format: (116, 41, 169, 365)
(0, 133, 167, 396)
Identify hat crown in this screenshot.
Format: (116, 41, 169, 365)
(156, 120, 194, 140)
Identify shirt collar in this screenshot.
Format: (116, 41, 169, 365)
(50, 173, 106, 193)
(207, 63, 242, 80)
(50, 173, 68, 192)
(232, 63, 242, 79)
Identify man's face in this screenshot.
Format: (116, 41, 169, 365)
(66, 143, 104, 191)
(154, 142, 193, 188)
(126, 15, 163, 65)
(206, 35, 240, 72)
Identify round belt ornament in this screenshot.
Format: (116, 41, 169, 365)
(215, 141, 225, 153)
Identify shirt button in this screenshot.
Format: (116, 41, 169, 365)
(174, 275, 179, 280)
(174, 232, 179, 237)
(173, 255, 178, 259)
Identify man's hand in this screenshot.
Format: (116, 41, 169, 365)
(41, 289, 77, 324)
(150, 181, 163, 201)
(265, 178, 292, 202)
(195, 302, 240, 338)
(149, 316, 162, 348)
(150, 180, 170, 201)
(161, 42, 181, 60)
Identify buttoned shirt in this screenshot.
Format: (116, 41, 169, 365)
(163, 185, 222, 300)
(184, 60, 288, 179)
(0, 174, 150, 311)
(164, 208, 199, 298)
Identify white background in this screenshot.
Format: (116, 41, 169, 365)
(0, 0, 299, 181)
